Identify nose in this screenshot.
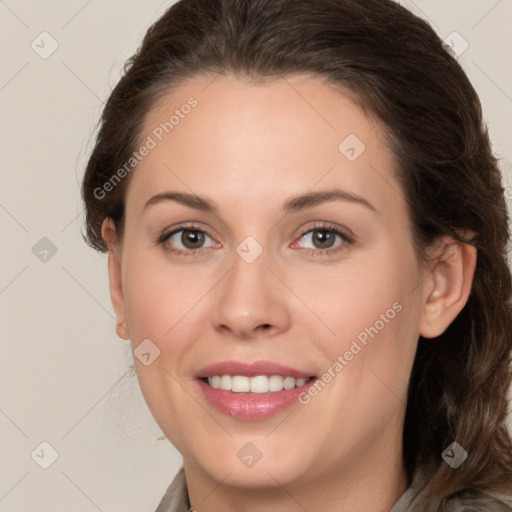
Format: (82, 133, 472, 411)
(211, 246, 291, 340)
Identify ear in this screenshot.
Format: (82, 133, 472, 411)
(418, 232, 477, 339)
(101, 218, 130, 340)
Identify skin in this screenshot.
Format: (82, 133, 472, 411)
(101, 73, 476, 512)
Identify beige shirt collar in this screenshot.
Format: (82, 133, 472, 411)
(154, 465, 512, 512)
(154, 466, 426, 512)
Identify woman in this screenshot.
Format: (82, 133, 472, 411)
(81, 0, 512, 510)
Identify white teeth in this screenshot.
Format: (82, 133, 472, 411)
(250, 375, 269, 393)
(283, 377, 296, 390)
(231, 375, 250, 392)
(206, 375, 312, 393)
(220, 375, 231, 391)
(268, 375, 284, 392)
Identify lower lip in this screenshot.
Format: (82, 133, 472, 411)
(196, 378, 317, 421)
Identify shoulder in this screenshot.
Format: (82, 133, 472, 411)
(443, 493, 512, 512)
(396, 489, 512, 512)
(391, 465, 512, 512)
(390, 468, 512, 512)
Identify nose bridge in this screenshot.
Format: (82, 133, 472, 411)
(211, 236, 290, 338)
(232, 237, 270, 299)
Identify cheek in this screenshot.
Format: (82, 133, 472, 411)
(119, 250, 199, 441)
(121, 247, 206, 340)
(313, 246, 420, 392)
(306, 257, 407, 345)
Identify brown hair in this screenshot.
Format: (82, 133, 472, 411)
(81, 0, 512, 508)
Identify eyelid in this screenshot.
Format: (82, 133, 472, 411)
(294, 221, 354, 243)
(157, 221, 212, 238)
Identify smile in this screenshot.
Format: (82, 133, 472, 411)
(194, 360, 318, 420)
(203, 375, 313, 393)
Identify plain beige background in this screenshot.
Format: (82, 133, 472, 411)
(1, 1, 511, 510)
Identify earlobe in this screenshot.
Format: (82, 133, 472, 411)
(116, 320, 129, 340)
(101, 218, 130, 340)
(418, 234, 477, 339)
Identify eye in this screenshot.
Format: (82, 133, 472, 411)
(157, 224, 217, 256)
(156, 221, 353, 258)
(294, 223, 353, 255)
(168, 229, 213, 249)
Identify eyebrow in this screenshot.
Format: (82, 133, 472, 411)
(142, 188, 378, 215)
(283, 189, 377, 215)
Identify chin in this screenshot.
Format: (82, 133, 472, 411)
(188, 440, 316, 489)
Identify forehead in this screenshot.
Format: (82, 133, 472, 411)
(126, 73, 404, 221)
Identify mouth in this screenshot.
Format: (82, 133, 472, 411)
(194, 360, 318, 420)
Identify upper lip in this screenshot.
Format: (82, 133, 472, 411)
(195, 360, 316, 379)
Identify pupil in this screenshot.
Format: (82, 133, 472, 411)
(314, 230, 334, 249)
(182, 230, 204, 249)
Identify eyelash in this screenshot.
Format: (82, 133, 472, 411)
(155, 221, 354, 258)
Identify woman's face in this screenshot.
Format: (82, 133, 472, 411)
(106, 73, 430, 489)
